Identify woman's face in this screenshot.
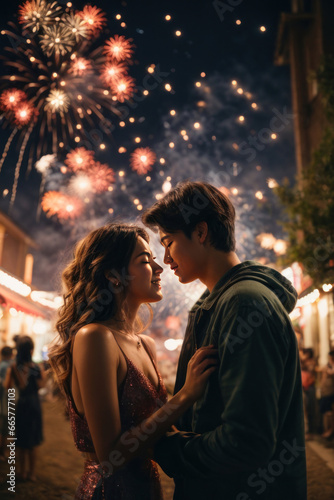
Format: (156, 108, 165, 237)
(125, 236, 163, 306)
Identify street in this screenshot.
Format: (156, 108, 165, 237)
(0, 397, 333, 499)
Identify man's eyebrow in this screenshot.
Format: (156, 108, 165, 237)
(135, 251, 152, 259)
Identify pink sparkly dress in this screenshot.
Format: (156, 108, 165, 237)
(67, 337, 168, 500)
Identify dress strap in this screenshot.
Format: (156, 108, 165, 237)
(140, 336, 156, 367)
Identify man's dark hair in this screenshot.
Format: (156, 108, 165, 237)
(142, 181, 236, 252)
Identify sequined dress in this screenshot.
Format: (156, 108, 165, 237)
(67, 338, 168, 499)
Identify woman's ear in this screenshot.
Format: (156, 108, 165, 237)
(105, 271, 121, 287)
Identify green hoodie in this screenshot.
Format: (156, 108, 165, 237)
(155, 261, 307, 500)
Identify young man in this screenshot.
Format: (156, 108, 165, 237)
(142, 181, 307, 500)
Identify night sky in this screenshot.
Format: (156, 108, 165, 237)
(0, 0, 295, 323)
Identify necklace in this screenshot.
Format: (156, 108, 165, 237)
(136, 335, 142, 349)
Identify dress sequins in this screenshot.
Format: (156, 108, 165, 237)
(67, 340, 168, 499)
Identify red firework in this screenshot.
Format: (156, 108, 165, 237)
(87, 162, 115, 192)
(110, 75, 135, 102)
(41, 191, 84, 220)
(77, 6, 107, 37)
(100, 62, 128, 87)
(14, 102, 38, 126)
(130, 147, 156, 175)
(69, 57, 92, 76)
(64, 147, 95, 172)
(103, 35, 134, 62)
(0, 89, 27, 111)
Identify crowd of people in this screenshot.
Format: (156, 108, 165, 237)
(300, 345, 334, 440)
(0, 336, 45, 481)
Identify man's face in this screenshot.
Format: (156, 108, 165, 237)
(159, 229, 203, 284)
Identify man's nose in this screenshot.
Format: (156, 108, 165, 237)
(164, 248, 172, 265)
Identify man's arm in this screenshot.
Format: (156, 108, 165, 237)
(155, 300, 289, 478)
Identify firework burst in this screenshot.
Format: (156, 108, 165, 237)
(87, 162, 115, 192)
(130, 147, 156, 175)
(14, 102, 38, 127)
(110, 75, 136, 102)
(0, 1, 137, 209)
(18, 0, 62, 33)
(69, 57, 92, 76)
(64, 147, 95, 172)
(41, 191, 84, 220)
(103, 35, 134, 62)
(40, 24, 75, 57)
(0, 89, 27, 111)
(68, 173, 93, 195)
(62, 12, 88, 41)
(45, 90, 70, 113)
(77, 5, 107, 38)
(100, 62, 128, 87)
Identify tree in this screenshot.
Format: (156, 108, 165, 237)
(274, 57, 334, 286)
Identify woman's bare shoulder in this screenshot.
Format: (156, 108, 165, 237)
(74, 323, 119, 354)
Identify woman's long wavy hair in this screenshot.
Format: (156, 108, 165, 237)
(48, 223, 152, 397)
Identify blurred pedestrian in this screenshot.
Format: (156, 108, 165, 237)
(319, 350, 334, 439)
(0, 346, 13, 460)
(300, 348, 317, 438)
(5, 336, 45, 481)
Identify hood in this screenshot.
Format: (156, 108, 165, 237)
(197, 261, 298, 314)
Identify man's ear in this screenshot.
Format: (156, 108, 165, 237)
(196, 222, 208, 244)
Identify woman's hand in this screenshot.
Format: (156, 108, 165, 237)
(181, 345, 218, 403)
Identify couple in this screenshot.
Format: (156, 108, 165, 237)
(49, 182, 307, 500)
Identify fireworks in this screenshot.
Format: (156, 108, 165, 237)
(77, 5, 107, 37)
(104, 35, 134, 62)
(68, 173, 93, 195)
(69, 57, 92, 76)
(14, 102, 38, 127)
(41, 191, 84, 220)
(87, 162, 115, 192)
(40, 24, 75, 57)
(130, 147, 156, 175)
(0, 89, 27, 111)
(100, 62, 128, 86)
(62, 12, 88, 41)
(18, 0, 62, 33)
(111, 76, 136, 102)
(0, 1, 137, 208)
(65, 147, 94, 172)
(45, 90, 70, 113)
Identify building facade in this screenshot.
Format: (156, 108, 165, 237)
(275, 0, 334, 364)
(0, 211, 58, 361)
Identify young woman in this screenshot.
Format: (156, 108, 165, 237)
(5, 336, 45, 481)
(48, 223, 217, 499)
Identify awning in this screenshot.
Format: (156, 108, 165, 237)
(0, 284, 53, 319)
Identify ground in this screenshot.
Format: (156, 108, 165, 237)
(0, 398, 333, 499)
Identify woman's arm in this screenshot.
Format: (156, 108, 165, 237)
(73, 324, 217, 474)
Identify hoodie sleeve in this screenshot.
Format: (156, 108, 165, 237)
(154, 297, 289, 478)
